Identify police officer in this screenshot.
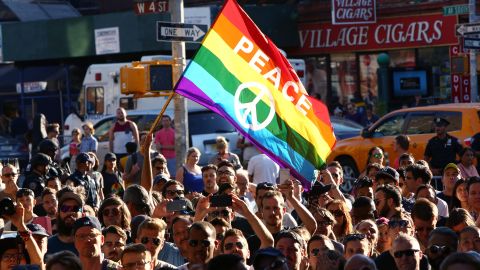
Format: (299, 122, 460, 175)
(424, 117, 463, 176)
(23, 153, 50, 199)
(65, 152, 98, 209)
(38, 139, 70, 180)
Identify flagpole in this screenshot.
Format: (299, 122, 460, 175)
(170, 0, 188, 169)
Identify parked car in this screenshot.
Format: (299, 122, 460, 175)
(328, 103, 480, 186)
(0, 135, 29, 170)
(61, 108, 240, 168)
(330, 117, 363, 140)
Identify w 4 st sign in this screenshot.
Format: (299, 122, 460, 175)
(134, 0, 168, 15)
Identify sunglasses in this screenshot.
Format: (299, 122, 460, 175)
(388, 219, 410, 228)
(218, 170, 234, 176)
(427, 245, 450, 254)
(103, 208, 120, 216)
(166, 190, 184, 197)
(224, 241, 244, 251)
(210, 209, 230, 218)
(3, 173, 17, 177)
(373, 153, 383, 159)
(141, 237, 162, 246)
(60, 205, 82, 213)
(329, 210, 344, 217)
(318, 220, 333, 226)
(344, 233, 366, 242)
(189, 239, 211, 248)
(393, 249, 419, 258)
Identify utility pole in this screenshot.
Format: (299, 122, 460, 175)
(470, 0, 478, 102)
(170, 0, 188, 170)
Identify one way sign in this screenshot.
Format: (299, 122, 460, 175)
(157, 22, 208, 42)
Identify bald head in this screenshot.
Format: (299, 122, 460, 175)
(344, 254, 377, 270)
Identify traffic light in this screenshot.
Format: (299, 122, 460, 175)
(120, 60, 174, 95)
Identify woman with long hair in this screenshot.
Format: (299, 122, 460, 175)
(359, 146, 385, 178)
(326, 199, 353, 241)
(98, 195, 132, 238)
(451, 179, 469, 210)
(101, 152, 124, 198)
(176, 147, 203, 193)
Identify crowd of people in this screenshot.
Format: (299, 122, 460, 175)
(1, 107, 480, 270)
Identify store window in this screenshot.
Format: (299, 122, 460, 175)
(331, 54, 357, 105)
(359, 54, 379, 103)
(305, 56, 328, 103)
(418, 47, 450, 101)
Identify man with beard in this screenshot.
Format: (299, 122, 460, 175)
(178, 221, 217, 270)
(102, 225, 127, 263)
(374, 185, 403, 219)
(73, 216, 120, 269)
(135, 218, 175, 269)
(201, 164, 218, 196)
(108, 107, 139, 160)
(46, 190, 83, 256)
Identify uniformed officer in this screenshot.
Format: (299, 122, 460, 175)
(65, 152, 98, 209)
(23, 153, 51, 199)
(38, 139, 70, 180)
(424, 117, 463, 176)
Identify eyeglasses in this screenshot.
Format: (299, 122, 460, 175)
(263, 258, 287, 270)
(166, 190, 184, 197)
(388, 220, 410, 228)
(210, 209, 230, 218)
(3, 173, 17, 177)
(217, 170, 234, 176)
(344, 233, 366, 242)
(329, 209, 344, 217)
(427, 245, 450, 254)
(76, 233, 101, 241)
(373, 153, 383, 159)
(103, 207, 121, 216)
(393, 249, 419, 258)
(224, 241, 244, 251)
(141, 237, 162, 246)
(1, 253, 24, 261)
(60, 205, 82, 213)
(189, 239, 211, 248)
(122, 261, 151, 270)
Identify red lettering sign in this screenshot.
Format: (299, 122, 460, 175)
(134, 0, 168, 15)
(461, 75, 471, 102)
(332, 0, 376, 24)
(451, 74, 461, 103)
(450, 45, 471, 103)
(293, 14, 458, 54)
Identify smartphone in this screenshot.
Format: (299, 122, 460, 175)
(210, 195, 232, 207)
(279, 168, 290, 184)
(166, 200, 188, 212)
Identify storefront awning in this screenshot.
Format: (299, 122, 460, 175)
(0, 65, 66, 92)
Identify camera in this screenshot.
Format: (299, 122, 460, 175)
(0, 198, 16, 216)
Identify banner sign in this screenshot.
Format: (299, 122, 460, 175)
(295, 14, 458, 54)
(332, 0, 376, 24)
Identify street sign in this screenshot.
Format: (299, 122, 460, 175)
(464, 37, 480, 49)
(157, 22, 208, 42)
(443, 4, 469, 16)
(134, 0, 168, 15)
(457, 23, 480, 36)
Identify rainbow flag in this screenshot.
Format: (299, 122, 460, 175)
(175, 0, 336, 184)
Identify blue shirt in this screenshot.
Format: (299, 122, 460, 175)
(158, 241, 185, 267)
(79, 134, 98, 153)
(46, 234, 78, 257)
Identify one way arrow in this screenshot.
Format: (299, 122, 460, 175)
(157, 22, 208, 42)
(456, 23, 480, 36)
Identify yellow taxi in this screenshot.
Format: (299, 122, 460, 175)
(328, 103, 480, 180)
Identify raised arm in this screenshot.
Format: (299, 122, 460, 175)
(279, 181, 317, 235)
(141, 132, 154, 194)
(232, 194, 273, 249)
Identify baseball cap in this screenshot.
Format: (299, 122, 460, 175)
(76, 152, 94, 164)
(433, 117, 450, 126)
(444, 163, 460, 173)
(104, 153, 117, 161)
(153, 174, 169, 186)
(73, 216, 102, 235)
(27, 223, 49, 237)
(375, 166, 399, 182)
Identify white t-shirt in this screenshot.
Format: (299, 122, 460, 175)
(436, 197, 449, 218)
(247, 154, 280, 185)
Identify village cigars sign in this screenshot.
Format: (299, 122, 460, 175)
(294, 14, 458, 55)
(332, 0, 376, 24)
